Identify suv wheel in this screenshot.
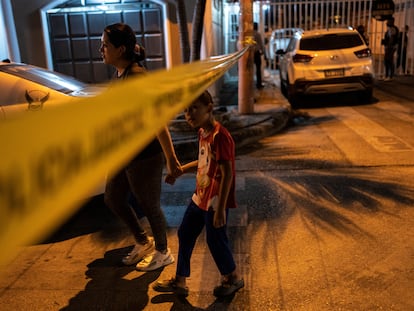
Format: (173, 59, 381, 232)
(360, 88, 373, 103)
(287, 78, 299, 108)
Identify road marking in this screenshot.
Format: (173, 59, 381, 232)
(326, 107, 413, 152)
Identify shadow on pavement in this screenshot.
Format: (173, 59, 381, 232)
(291, 91, 379, 109)
(151, 292, 237, 311)
(41, 195, 118, 244)
(59, 248, 162, 311)
(237, 156, 414, 234)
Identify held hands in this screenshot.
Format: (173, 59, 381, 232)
(165, 172, 180, 185)
(165, 157, 183, 185)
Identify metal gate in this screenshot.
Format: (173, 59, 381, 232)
(259, 0, 414, 77)
(46, 1, 165, 83)
(224, 0, 414, 78)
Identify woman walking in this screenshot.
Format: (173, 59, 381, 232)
(100, 23, 182, 271)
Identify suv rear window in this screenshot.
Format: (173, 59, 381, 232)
(300, 33, 364, 51)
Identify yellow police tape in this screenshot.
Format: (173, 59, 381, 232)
(0, 47, 248, 265)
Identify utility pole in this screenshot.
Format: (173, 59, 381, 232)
(238, 0, 254, 114)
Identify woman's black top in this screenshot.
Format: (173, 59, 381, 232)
(116, 62, 162, 160)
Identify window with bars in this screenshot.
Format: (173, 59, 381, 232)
(230, 14, 238, 41)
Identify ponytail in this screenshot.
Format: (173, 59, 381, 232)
(134, 44, 146, 63)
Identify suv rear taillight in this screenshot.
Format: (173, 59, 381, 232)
(293, 53, 313, 63)
(354, 48, 371, 58)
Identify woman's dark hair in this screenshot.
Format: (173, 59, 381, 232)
(104, 23, 145, 63)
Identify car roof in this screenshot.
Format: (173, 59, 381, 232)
(299, 27, 358, 38)
(292, 27, 367, 51)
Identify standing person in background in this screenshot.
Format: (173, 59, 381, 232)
(382, 18, 399, 81)
(153, 90, 244, 298)
(397, 25, 409, 75)
(253, 22, 265, 89)
(357, 24, 369, 46)
(100, 23, 182, 271)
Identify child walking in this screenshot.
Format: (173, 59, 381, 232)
(153, 90, 244, 297)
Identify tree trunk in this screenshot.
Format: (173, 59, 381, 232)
(238, 0, 254, 114)
(190, 0, 206, 62)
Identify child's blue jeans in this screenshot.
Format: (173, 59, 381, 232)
(176, 200, 236, 277)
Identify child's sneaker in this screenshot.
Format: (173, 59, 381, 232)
(153, 277, 189, 296)
(213, 276, 244, 297)
(122, 237, 154, 266)
(136, 248, 174, 271)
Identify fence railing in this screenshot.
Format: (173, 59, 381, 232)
(261, 0, 413, 77)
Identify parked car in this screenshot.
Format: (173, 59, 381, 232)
(0, 61, 104, 120)
(268, 28, 303, 68)
(277, 27, 375, 107)
(0, 61, 106, 195)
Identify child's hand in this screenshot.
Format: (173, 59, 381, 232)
(213, 209, 227, 228)
(171, 166, 183, 178)
(165, 164, 183, 185)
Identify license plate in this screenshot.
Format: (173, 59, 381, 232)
(325, 69, 344, 77)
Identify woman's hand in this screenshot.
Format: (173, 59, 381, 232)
(164, 174, 177, 185)
(165, 157, 183, 185)
(167, 157, 183, 178)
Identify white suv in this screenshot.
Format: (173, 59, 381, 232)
(268, 28, 303, 68)
(278, 28, 375, 107)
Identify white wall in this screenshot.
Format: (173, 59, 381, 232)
(0, 0, 20, 62)
(0, 2, 8, 60)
